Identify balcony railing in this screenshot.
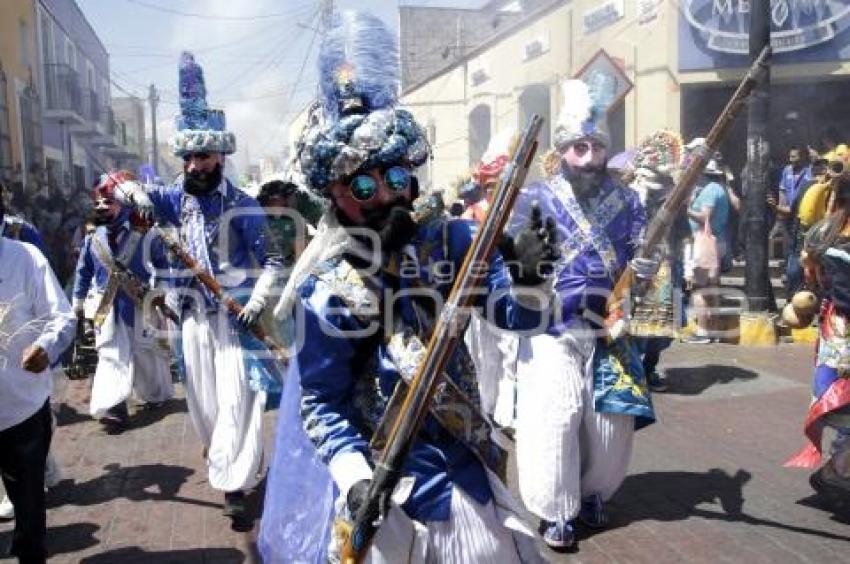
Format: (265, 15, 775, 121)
(43, 64, 82, 115)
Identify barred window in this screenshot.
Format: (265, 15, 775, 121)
(0, 61, 12, 183)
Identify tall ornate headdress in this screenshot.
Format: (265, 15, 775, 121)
(170, 51, 236, 157)
(553, 79, 610, 150)
(295, 11, 429, 194)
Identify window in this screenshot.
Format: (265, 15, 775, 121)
(19, 19, 29, 68)
(40, 14, 53, 64)
(0, 62, 12, 182)
(468, 104, 492, 166)
(73, 164, 85, 193)
(518, 84, 551, 151)
(19, 82, 44, 190)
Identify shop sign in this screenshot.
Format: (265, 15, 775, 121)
(584, 0, 625, 34)
(683, 0, 850, 54)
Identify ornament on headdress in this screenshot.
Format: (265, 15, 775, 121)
(474, 127, 516, 184)
(553, 79, 610, 150)
(170, 51, 235, 157)
(633, 130, 683, 178)
(295, 11, 429, 194)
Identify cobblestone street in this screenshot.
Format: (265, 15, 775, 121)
(2, 342, 848, 563)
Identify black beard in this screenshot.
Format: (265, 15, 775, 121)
(564, 163, 605, 199)
(184, 163, 223, 196)
(93, 213, 112, 226)
(337, 200, 417, 255)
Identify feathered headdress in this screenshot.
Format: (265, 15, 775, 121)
(474, 127, 516, 184)
(296, 11, 429, 194)
(170, 51, 235, 157)
(553, 79, 610, 150)
(633, 130, 683, 178)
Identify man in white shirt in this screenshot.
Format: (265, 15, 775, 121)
(0, 189, 75, 563)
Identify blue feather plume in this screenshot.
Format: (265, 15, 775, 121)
(318, 11, 399, 121)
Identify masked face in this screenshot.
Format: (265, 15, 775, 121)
(330, 166, 417, 253)
(93, 195, 120, 226)
(183, 152, 224, 195)
(562, 139, 607, 198)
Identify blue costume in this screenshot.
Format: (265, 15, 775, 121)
(71, 209, 174, 419)
(118, 52, 283, 496)
(259, 11, 545, 563)
(512, 78, 653, 548)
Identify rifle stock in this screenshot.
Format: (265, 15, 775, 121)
(340, 115, 543, 562)
(606, 45, 772, 316)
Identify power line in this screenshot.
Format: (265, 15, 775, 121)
(258, 23, 320, 154)
(123, 0, 314, 21)
(213, 9, 318, 98)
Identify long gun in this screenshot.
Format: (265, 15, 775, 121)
(606, 45, 772, 318)
(151, 224, 290, 364)
(340, 115, 543, 562)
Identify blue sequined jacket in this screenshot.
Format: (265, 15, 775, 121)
(73, 216, 167, 328)
(296, 217, 546, 522)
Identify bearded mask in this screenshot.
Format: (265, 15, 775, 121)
(184, 162, 224, 196)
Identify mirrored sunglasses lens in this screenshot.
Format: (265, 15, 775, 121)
(384, 167, 410, 192)
(350, 175, 378, 201)
(573, 143, 590, 156)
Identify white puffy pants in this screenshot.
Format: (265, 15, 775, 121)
(464, 314, 520, 427)
(515, 330, 635, 522)
(90, 312, 174, 417)
(339, 478, 543, 563)
(182, 308, 265, 492)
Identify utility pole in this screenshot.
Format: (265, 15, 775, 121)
(743, 0, 774, 336)
(148, 83, 159, 175)
(320, 0, 334, 32)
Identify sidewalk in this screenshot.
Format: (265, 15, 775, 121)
(540, 342, 850, 563)
(2, 342, 848, 563)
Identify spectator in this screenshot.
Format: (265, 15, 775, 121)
(0, 184, 76, 563)
(685, 155, 730, 344)
(769, 146, 814, 297)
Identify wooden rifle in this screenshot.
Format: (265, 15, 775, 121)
(339, 114, 543, 562)
(150, 223, 289, 364)
(606, 46, 772, 320)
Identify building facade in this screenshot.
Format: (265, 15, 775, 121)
(37, 0, 120, 197)
(111, 95, 146, 172)
(400, 0, 850, 193)
(0, 0, 45, 196)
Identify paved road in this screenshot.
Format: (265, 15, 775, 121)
(2, 342, 848, 563)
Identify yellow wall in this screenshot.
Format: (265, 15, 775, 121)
(286, 1, 686, 192)
(0, 0, 38, 174)
(399, 0, 684, 190)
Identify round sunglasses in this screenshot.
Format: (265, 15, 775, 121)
(348, 166, 411, 202)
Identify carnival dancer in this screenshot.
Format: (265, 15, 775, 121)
(512, 79, 656, 550)
(463, 129, 522, 428)
(258, 12, 556, 563)
(628, 131, 688, 392)
(71, 171, 174, 430)
(115, 52, 283, 519)
(785, 174, 850, 498)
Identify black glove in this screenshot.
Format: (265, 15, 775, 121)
(346, 478, 372, 516)
(76, 318, 95, 346)
(498, 204, 560, 285)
